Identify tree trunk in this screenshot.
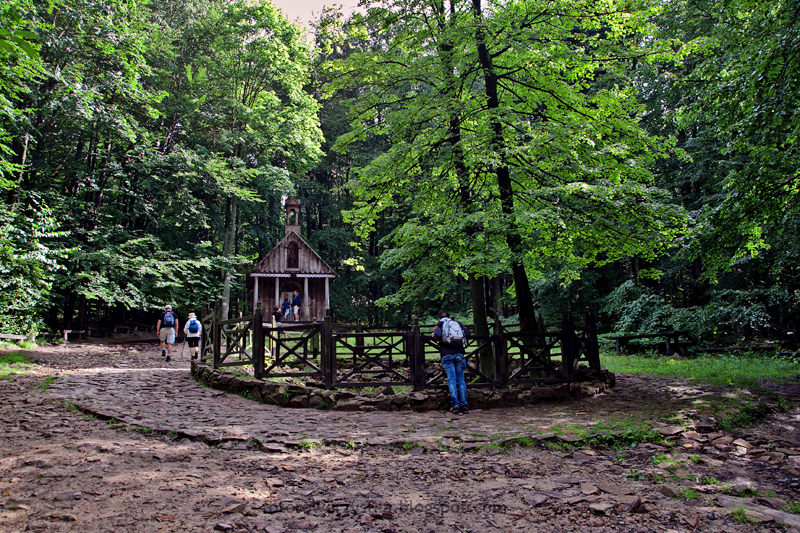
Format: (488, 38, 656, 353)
(221, 196, 238, 321)
(472, 0, 537, 334)
(468, 274, 493, 377)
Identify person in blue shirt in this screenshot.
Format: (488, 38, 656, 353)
(281, 297, 291, 320)
(291, 290, 302, 321)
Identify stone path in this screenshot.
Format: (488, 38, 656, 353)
(47, 353, 736, 449)
(3, 341, 800, 532)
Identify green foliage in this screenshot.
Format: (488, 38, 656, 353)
(602, 353, 800, 389)
(729, 507, 750, 524)
(0, 351, 33, 379)
(718, 403, 773, 432)
(783, 501, 800, 514)
(331, 0, 686, 315)
(680, 488, 700, 500)
(39, 375, 56, 390)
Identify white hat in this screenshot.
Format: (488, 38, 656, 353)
(188, 312, 197, 319)
(165, 304, 173, 310)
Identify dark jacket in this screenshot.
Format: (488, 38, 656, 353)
(432, 319, 470, 356)
(292, 294, 302, 307)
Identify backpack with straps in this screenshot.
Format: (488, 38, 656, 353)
(162, 312, 175, 328)
(187, 319, 200, 334)
(441, 317, 464, 346)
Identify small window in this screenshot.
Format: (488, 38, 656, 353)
(287, 242, 299, 269)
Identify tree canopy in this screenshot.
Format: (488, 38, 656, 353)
(1, 0, 799, 343)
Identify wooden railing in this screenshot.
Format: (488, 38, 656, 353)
(201, 306, 600, 390)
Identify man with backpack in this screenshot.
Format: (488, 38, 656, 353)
(183, 312, 202, 360)
(157, 304, 179, 362)
(432, 311, 470, 414)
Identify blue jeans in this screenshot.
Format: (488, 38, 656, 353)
(441, 353, 467, 408)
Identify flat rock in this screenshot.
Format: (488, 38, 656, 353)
(523, 494, 549, 506)
(597, 481, 633, 496)
(589, 502, 614, 514)
(220, 503, 245, 514)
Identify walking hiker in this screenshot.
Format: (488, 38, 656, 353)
(183, 312, 202, 360)
(157, 304, 179, 363)
(432, 311, 470, 414)
(281, 297, 291, 320)
(291, 290, 302, 322)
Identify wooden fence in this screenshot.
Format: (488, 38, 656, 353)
(200, 307, 600, 391)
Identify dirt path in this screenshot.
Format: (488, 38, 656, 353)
(2, 342, 800, 532)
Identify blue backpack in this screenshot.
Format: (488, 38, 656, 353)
(188, 319, 200, 334)
(162, 312, 175, 328)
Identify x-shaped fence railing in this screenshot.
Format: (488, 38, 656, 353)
(333, 332, 411, 387)
(422, 336, 499, 388)
(262, 324, 323, 379)
(202, 308, 600, 389)
(505, 333, 567, 384)
(215, 314, 256, 368)
(200, 311, 215, 363)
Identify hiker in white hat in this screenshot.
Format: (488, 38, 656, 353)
(183, 312, 202, 360)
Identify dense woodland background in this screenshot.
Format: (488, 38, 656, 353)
(1, 0, 798, 345)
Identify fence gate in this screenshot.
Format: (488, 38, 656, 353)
(261, 323, 324, 381)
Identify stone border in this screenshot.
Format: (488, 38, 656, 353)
(189, 361, 615, 413)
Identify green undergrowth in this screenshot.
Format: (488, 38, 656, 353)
(0, 352, 36, 379)
(717, 402, 774, 431)
(602, 352, 800, 389)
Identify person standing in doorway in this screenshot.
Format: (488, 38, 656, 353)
(433, 311, 470, 414)
(281, 297, 291, 320)
(183, 312, 202, 360)
(292, 290, 302, 322)
(157, 304, 179, 362)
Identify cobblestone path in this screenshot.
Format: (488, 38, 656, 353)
(45, 353, 727, 448)
(2, 342, 799, 533)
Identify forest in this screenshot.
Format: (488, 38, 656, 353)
(1, 0, 798, 345)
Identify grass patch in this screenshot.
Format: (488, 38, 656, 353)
(783, 501, 800, 514)
(0, 352, 35, 379)
(298, 440, 318, 451)
(680, 488, 700, 500)
(730, 507, 751, 523)
(39, 375, 57, 390)
(584, 428, 662, 450)
(602, 352, 800, 389)
(718, 403, 773, 431)
(543, 441, 573, 452)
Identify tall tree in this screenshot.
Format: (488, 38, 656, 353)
(333, 0, 685, 332)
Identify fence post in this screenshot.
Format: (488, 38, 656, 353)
(561, 312, 574, 382)
(494, 317, 507, 388)
(253, 304, 263, 379)
(322, 309, 333, 389)
(213, 301, 222, 368)
(411, 317, 425, 391)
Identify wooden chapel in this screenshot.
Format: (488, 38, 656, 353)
(247, 197, 336, 321)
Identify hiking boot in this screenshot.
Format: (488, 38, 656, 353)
(166, 354, 171, 363)
(450, 406, 460, 414)
(192, 354, 198, 360)
(459, 406, 469, 415)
